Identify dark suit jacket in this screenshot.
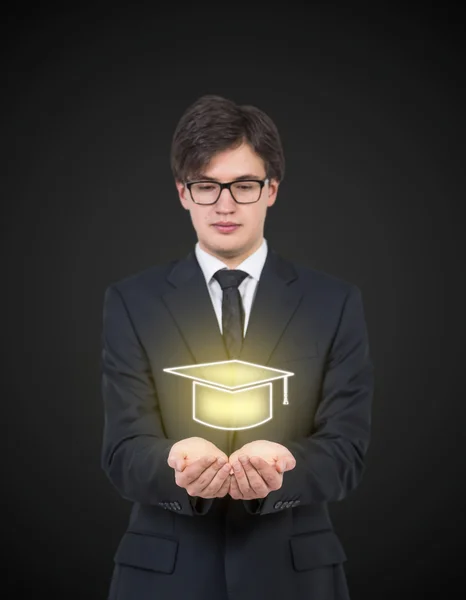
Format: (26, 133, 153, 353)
(101, 246, 374, 600)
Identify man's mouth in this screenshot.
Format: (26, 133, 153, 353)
(212, 222, 241, 233)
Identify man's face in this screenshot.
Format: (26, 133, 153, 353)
(176, 142, 278, 263)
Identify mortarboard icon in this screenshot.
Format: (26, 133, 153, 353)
(163, 359, 294, 431)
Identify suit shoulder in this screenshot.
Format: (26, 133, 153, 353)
(103, 259, 179, 298)
(293, 261, 358, 297)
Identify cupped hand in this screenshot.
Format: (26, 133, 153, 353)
(228, 440, 296, 500)
(167, 437, 231, 499)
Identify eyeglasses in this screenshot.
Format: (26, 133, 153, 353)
(185, 178, 269, 205)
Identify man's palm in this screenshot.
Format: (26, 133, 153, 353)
(227, 440, 296, 500)
(230, 440, 296, 471)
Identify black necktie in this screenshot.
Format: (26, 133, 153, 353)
(212, 269, 249, 359)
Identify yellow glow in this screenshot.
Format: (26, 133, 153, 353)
(163, 359, 294, 430)
(193, 382, 272, 430)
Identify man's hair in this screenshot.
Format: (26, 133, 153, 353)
(170, 94, 285, 183)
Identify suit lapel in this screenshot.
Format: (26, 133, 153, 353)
(240, 248, 303, 365)
(161, 251, 229, 364)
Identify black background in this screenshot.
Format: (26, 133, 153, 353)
(3, 4, 465, 599)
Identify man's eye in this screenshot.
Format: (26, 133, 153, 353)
(198, 185, 215, 191)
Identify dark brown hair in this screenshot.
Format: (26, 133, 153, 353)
(170, 94, 285, 183)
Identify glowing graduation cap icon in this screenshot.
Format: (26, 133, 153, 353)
(163, 359, 294, 431)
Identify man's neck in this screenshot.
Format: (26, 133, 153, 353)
(198, 239, 264, 269)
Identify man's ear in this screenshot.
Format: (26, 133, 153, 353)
(267, 178, 279, 207)
(175, 180, 190, 210)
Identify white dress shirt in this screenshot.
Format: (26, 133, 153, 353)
(194, 238, 268, 336)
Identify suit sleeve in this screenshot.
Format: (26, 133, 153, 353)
(254, 284, 374, 516)
(100, 284, 214, 517)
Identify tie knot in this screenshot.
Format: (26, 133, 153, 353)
(213, 269, 249, 290)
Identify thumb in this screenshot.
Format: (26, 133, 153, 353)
(168, 451, 187, 471)
(277, 456, 295, 473)
(176, 459, 187, 471)
(274, 458, 286, 473)
(285, 456, 296, 471)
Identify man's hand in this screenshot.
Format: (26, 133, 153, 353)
(228, 440, 296, 500)
(167, 437, 231, 499)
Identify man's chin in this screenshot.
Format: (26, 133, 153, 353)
(202, 238, 245, 259)
(213, 245, 244, 259)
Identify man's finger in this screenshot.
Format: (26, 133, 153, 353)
(177, 455, 217, 484)
(249, 456, 283, 489)
(277, 454, 296, 472)
(231, 458, 250, 496)
(214, 469, 232, 497)
(229, 475, 242, 500)
(167, 455, 180, 469)
(175, 458, 187, 471)
(248, 456, 269, 471)
(240, 457, 269, 497)
(194, 460, 231, 496)
(168, 457, 187, 472)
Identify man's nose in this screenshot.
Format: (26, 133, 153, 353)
(215, 187, 237, 210)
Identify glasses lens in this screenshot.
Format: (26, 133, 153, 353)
(189, 180, 263, 204)
(231, 181, 261, 203)
(190, 182, 220, 204)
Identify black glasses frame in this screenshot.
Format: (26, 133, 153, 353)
(185, 178, 269, 205)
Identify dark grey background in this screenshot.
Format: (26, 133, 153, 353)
(3, 4, 465, 599)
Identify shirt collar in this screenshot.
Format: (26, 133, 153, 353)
(195, 238, 268, 286)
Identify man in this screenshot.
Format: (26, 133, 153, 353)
(101, 94, 374, 600)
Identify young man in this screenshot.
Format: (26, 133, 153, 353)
(101, 95, 374, 600)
